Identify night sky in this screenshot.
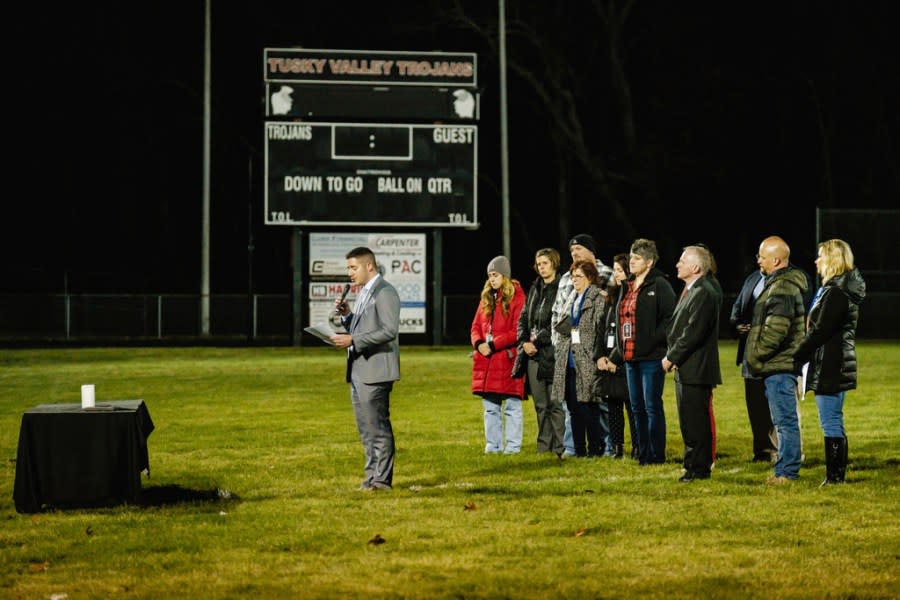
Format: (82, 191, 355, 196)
(4, 1, 898, 298)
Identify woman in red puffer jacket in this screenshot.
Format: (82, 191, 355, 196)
(471, 255, 526, 454)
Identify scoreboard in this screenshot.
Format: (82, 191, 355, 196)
(263, 48, 479, 121)
(264, 121, 478, 228)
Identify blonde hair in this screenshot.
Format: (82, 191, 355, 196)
(817, 239, 854, 283)
(480, 277, 518, 317)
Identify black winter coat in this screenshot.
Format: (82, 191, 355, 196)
(665, 275, 722, 386)
(593, 286, 629, 401)
(515, 273, 561, 382)
(794, 268, 866, 394)
(612, 267, 676, 362)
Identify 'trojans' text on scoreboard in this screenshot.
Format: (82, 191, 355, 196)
(264, 48, 477, 87)
(264, 122, 478, 228)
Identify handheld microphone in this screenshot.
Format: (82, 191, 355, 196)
(336, 283, 351, 313)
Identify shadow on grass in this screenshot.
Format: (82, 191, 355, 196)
(844, 455, 900, 470)
(400, 451, 899, 497)
(136, 484, 240, 508)
(25, 486, 240, 513)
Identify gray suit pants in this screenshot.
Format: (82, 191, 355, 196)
(351, 374, 395, 488)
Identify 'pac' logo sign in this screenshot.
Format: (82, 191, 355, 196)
(391, 259, 422, 274)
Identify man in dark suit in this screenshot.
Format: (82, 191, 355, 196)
(730, 267, 778, 462)
(331, 247, 401, 491)
(662, 245, 722, 482)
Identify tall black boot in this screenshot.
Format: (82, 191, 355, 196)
(838, 436, 848, 481)
(822, 437, 845, 486)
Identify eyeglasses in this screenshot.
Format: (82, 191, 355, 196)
(571, 273, 586, 279)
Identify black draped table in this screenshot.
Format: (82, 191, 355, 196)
(13, 399, 155, 513)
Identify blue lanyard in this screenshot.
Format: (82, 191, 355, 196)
(810, 286, 825, 311)
(570, 290, 588, 326)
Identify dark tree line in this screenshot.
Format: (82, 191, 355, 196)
(4, 1, 897, 297)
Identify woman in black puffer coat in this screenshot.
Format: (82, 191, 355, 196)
(794, 239, 866, 485)
(514, 248, 564, 455)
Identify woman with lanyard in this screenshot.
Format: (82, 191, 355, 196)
(550, 260, 608, 457)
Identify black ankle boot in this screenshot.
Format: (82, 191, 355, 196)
(822, 437, 846, 485)
(614, 444, 624, 459)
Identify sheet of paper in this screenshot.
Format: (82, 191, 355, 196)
(303, 322, 338, 346)
(798, 362, 809, 401)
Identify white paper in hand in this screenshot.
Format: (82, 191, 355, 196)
(304, 322, 338, 346)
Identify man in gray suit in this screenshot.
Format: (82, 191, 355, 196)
(331, 247, 401, 491)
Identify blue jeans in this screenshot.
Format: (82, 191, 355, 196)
(597, 402, 613, 456)
(816, 392, 846, 438)
(625, 360, 667, 464)
(764, 373, 802, 479)
(562, 401, 575, 456)
(483, 397, 523, 454)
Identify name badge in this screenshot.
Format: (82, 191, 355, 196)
(571, 329, 581, 344)
(623, 322, 632, 339)
(607, 333, 615, 348)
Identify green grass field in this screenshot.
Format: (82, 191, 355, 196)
(1, 342, 898, 599)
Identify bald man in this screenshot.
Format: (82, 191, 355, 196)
(744, 236, 809, 484)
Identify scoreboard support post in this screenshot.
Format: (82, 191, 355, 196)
(432, 229, 443, 346)
(292, 230, 305, 345)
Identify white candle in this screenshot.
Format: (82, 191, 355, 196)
(81, 384, 95, 409)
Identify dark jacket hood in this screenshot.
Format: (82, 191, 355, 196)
(832, 267, 866, 305)
(773, 265, 810, 294)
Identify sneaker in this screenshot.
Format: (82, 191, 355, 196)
(766, 475, 792, 485)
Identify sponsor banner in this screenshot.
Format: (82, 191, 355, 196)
(308, 232, 426, 334)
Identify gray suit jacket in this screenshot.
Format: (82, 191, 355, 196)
(341, 276, 401, 384)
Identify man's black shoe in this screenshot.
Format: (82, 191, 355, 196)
(679, 472, 710, 483)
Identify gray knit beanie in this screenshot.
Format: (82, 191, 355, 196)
(487, 255, 511, 279)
